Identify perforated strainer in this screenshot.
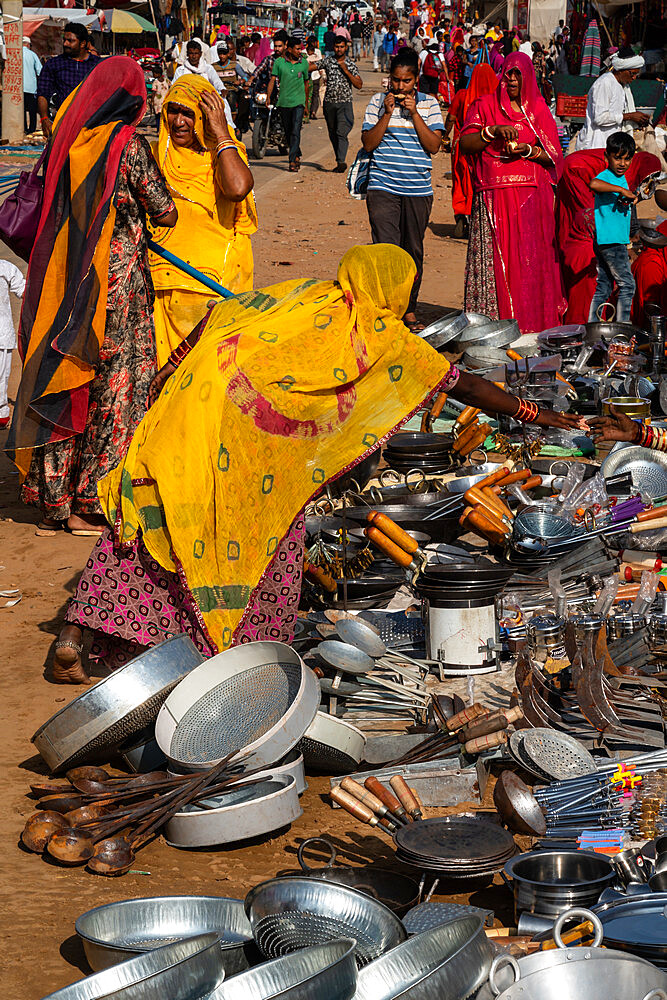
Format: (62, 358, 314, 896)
(244, 877, 407, 967)
(155, 642, 320, 770)
(520, 728, 597, 782)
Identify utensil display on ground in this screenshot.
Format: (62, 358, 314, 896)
(32, 635, 204, 773)
(244, 876, 407, 966)
(75, 896, 252, 974)
(208, 938, 358, 1000)
(155, 642, 319, 770)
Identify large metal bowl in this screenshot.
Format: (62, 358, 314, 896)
(76, 898, 252, 975)
(354, 916, 493, 1000)
(209, 938, 358, 1000)
(41, 933, 225, 1000)
(32, 635, 204, 773)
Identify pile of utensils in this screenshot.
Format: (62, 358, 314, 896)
(383, 432, 454, 476)
(21, 757, 261, 875)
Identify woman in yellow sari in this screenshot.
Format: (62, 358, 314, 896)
(149, 74, 257, 368)
(53, 245, 580, 682)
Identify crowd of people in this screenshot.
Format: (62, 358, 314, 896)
(2, 8, 667, 681)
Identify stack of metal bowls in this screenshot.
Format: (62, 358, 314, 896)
(394, 816, 516, 882)
(503, 850, 615, 921)
(383, 432, 453, 475)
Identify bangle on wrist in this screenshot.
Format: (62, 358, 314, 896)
(40, 115, 49, 123)
(520, 144, 533, 158)
(481, 125, 494, 142)
(168, 339, 193, 368)
(514, 398, 540, 424)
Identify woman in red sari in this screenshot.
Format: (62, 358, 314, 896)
(556, 150, 661, 324)
(460, 52, 565, 335)
(444, 63, 498, 239)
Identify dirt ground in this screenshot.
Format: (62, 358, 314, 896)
(0, 66, 487, 998)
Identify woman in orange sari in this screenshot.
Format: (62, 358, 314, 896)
(444, 63, 497, 238)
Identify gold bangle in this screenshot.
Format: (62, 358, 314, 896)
(481, 125, 494, 143)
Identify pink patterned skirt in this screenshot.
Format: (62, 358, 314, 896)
(66, 517, 305, 669)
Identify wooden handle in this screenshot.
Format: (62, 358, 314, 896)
(541, 921, 595, 951)
(483, 487, 513, 521)
(367, 512, 419, 554)
(506, 349, 522, 362)
(631, 516, 667, 533)
(455, 406, 481, 430)
(496, 468, 531, 486)
(447, 703, 488, 732)
(462, 506, 510, 542)
(502, 705, 524, 725)
(341, 777, 387, 817)
(459, 715, 509, 743)
(365, 526, 414, 569)
(521, 475, 543, 491)
(452, 419, 480, 453)
(636, 504, 667, 523)
(464, 486, 509, 522)
(463, 730, 509, 754)
(457, 424, 491, 457)
(389, 775, 422, 818)
(330, 787, 378, 825)
(364, 777, 405, 817)
(430, 393, 449, 421)
(304, 560, 338, 593)
(476, 466, 510, 490)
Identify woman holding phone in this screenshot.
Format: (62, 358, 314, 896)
(361, 47, 444, 332)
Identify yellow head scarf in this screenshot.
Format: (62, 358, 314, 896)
(154, 74, 257, 232)
(99, 245, 448, 652)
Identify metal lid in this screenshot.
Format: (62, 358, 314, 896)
(569, 613, 604, 631)
(526, 615, 565, 638)
(611, 612, 646, 627)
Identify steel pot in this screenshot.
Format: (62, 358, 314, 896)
(607, 612, 647, 640)
(602, 396, 651, 421)
(503, 850, 615, 920)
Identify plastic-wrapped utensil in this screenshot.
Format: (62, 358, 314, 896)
(594, 577, 619, 617)
(632, 570, 659, 615)
(556, 462, 585, 505)
(548, 568, 568, 619)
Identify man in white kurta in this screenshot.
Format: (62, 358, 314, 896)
(575, 52, 649, 151)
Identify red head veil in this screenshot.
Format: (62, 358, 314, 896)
(498, 51, 563, 179)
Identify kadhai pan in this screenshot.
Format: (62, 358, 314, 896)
(346, 504, 461, 543)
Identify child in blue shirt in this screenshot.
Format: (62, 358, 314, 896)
(588, 131, 638, 324)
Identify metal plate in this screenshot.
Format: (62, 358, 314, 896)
(602, 444, 667, 499)
(453, 320, 520, 350)
(418, 312, 469, 349)
(520, 729, 597, 782)
(32, 635, 204, 773)
(594, 894, 667, 960)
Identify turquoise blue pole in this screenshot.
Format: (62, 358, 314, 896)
(147, 238, 234, 299)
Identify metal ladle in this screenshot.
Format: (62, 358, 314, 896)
(21, 810, 69, 853)
(317, 640, 429, 705)
(334, 618, 431, 681)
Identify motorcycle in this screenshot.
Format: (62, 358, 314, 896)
(249, 89, 288, 159)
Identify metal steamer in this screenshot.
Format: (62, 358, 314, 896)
(414, 564, 511, 676)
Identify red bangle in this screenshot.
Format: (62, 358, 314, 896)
(168, 340, 192, 368)
(514, 398, 540, 424)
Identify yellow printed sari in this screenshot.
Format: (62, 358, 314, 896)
(149, 74, 257, 368)
(99, 245, 449, 653)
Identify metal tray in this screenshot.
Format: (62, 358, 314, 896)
(75, 897, 251, 974)
(41, 933, 224, 1000)
(418, 312, 469, 350)
(452, 320, 520, 350)
(155, 641, 319, 771)
(166, 775, 302, 848)
(32, 635, 204, 773)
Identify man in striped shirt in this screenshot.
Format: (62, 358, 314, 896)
(362, 47, 444, 331)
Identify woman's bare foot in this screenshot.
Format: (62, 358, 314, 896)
(53, 625, 89, 684)
(403, 312, 425, 333)
(67, 513, 106, 536)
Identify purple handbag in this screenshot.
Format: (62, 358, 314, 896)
(0, 147, 47, 262)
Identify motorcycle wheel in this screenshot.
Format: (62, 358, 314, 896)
(252, 118, 268, 159)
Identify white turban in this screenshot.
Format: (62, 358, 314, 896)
(611, 53, 644, 71)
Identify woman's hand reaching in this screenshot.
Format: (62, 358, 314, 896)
(535, 409, 590, 432)
(587, 405, 640, 444)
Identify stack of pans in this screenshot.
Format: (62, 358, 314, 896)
(394, 816, 516, 881)
(384, 432, 453, 475)
(415, 562, 513, 603)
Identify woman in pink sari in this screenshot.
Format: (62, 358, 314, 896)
(459, 52, 565, 334)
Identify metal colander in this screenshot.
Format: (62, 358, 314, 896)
(170, 662, 302, 763)
(155, 641, 320, 770)
(296, 736, 360, 774)
(602, 444, 667, 499)
(245, 877, 407, 968)
(521, 729, 597, 781)
(513, 506, 578, 542)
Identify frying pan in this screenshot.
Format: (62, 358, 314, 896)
(385, 432, 454, 455)
(444, 463, 508, 494)
(346, 504, 461, 543)
(584, 321, 644, 342)
(293, 837, 420, 916)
